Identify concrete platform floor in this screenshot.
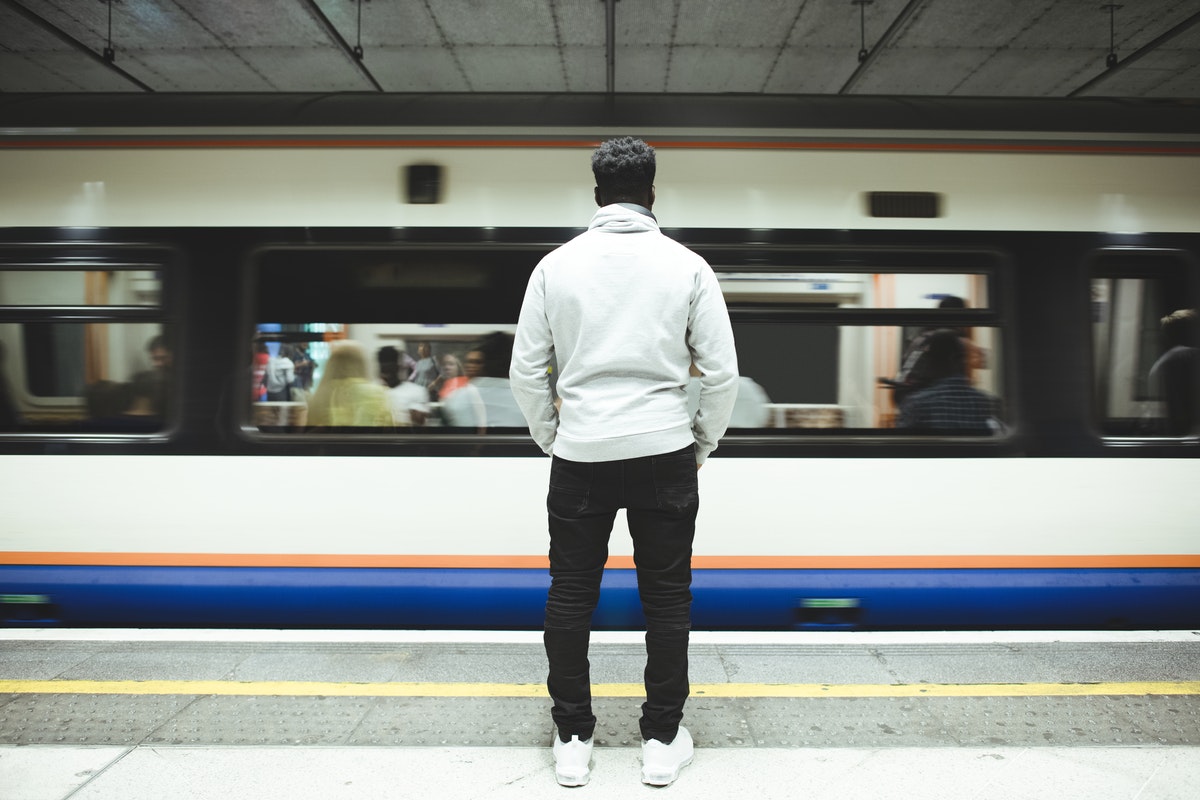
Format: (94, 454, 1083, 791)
(1, 629, 1198, 799)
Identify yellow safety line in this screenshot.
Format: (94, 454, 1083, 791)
(1, 680, 1198, 698)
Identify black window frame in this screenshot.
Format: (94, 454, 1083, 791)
(241, 240, 1014, 450)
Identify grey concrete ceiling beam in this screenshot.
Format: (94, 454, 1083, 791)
(840, 0, 925, 95)
(300, 0, 383, 92)
(1070, 9, 1200, 97)
(0, 0, 154, 92)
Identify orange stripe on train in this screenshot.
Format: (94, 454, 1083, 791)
(1, 552, 1198, 569)
(1, 138, 1198, 155)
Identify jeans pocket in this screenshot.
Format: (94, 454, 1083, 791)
(548, 485, 590, 516)
(651, 446, 698, 515)
(549, 457, 591, 516)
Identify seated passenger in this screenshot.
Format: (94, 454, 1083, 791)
(897, 329, 996, 433)
(306, 340, 391, 427)
(442, 333, 525, 429)
(265, 344, 295, 402)
(144, 335, 172, 417)
(378, 346, 429, 426)
(251, 341, 270, 402)
(881, 296, 987, 406)
(410, 342, 440, 388)
(430, 353, 468, 401)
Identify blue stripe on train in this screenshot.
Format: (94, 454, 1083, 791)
(1, 566, 1197, 630)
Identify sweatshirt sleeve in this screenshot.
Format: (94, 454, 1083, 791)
(509, 265, 559, 455)
(688, 264, 739, 464)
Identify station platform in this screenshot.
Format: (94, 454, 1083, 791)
(1, 629, 1198, 799)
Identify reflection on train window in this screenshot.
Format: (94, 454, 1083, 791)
(0, 265, 168, 435)
(0, 322, 169, 433)
(718, 269, 1004, 434)
(1092, 261, 1198, 437)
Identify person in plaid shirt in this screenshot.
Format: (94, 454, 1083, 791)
(897, 329, 997, 433)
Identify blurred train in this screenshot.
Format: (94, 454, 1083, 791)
(1, 93, 1198, 630)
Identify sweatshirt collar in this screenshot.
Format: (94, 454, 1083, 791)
(616, 202, 656, 221)
(589, 203, 659, 233)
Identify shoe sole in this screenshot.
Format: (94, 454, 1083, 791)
(641, 755, 693, 786)
(554, 767, 588, 786)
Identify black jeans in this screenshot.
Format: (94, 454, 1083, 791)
(543, 444, 699, 744)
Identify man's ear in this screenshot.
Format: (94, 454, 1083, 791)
(648, 185, 656, 209)
(594, 186, 603, 207)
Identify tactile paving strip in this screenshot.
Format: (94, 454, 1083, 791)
(0, 692, 196, 746)
(1, 692, 1197, 747)
(732, 695, 1200, 748)
(147, 695, 379, 746)
(350, 697, 551, 746)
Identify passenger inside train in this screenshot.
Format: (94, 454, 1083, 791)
(895, 329, 999, 433)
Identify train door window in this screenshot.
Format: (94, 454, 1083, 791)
(249, 246, 540, 436)
(1091, 252, 1198, 438)
(713, 258, 1007, 437)
(0, 260, 171, 435)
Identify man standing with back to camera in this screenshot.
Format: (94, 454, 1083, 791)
(510, 137, 738, 787)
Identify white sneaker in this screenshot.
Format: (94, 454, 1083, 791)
(552, 734, 593, 786)
(641, 726, 694, 786)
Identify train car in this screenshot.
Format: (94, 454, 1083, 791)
(0, 94, 1198, 630)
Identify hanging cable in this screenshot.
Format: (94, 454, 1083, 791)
(853, 0, 874, 63)
(1102, 3, 1122, 69)
(103, 0, 115, 62)
(605, 0, 617, 93)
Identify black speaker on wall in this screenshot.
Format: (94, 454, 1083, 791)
(404, 163, 443, 204)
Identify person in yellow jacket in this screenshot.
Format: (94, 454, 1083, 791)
(306, 340, 391, 428)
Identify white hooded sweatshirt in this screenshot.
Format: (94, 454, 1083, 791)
(510, 204, 738, 464)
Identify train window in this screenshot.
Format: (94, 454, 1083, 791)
(0, 262, 171, 435)
(248, 246, 538, 436)
(716, 268, 1006, 436)
(1092, 253, 1198, 438)
(247, 247, 1007, 440)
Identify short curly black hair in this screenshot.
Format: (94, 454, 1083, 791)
(591, 137, 656, 200)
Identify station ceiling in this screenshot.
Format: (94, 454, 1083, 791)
(1, 0, 1199, 98)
